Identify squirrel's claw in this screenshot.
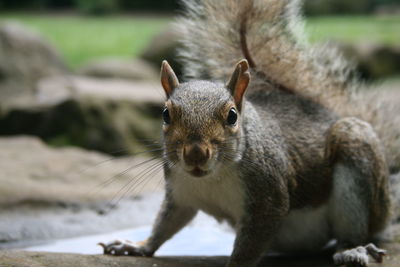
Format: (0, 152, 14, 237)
(365, 243, 387, 263)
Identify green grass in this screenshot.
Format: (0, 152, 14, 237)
(0, 14, 171, 68)
(0, 14, 398, 69)
(306, 15, 400, 45)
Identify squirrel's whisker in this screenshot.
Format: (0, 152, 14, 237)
(89, 155, 164, 196)
(126, 163, 166, 199)
(77, 146, 165, 176)
(108, 161, 162, 208)
(108, 150, 174, 195)
(109, 160, 167, 208)
(90, 150, 175, 197)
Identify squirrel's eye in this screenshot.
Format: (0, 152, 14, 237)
(163, 108, 171, 124)
(227, 108, 237, 125)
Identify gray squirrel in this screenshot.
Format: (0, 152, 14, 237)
(99, 0, 400, 266)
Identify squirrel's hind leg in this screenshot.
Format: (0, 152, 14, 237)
(325, 117, 390, 266)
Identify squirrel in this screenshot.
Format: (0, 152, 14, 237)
(99, 0, 400, 266)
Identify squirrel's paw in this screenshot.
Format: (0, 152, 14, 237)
(333, 243, 386, 267)
(333, 246, 369, 267)
(98, 239, 149, 256)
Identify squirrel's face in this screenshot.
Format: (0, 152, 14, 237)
(162, 81, 241, 177)
(159, 60, 250, 178)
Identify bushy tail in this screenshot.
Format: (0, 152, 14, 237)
(178, 0, 400, 173)
(178, 0, 355, 105)
(352, 88, 400, 173)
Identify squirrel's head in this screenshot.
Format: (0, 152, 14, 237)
(160, 60, 250, 178)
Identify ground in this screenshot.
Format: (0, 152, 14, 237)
(2, 240, 400, 267)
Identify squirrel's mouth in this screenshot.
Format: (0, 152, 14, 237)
(189, 167, 210, 177)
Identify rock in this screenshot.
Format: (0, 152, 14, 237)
(338, 43, 400, 80)
(374, 4, 400, 15)
(140, 25, 183, 79)
(0, 136, 164, 246)
(0, 22, 68, 108)
(35, 74, 163, 106)
(0, 75, 165, 155)
(0, 23, 165, 156)
(0, 136, 162, 206)
(79, 58, 159, 81)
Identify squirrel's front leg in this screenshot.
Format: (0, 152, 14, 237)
(100, 193, 197, 256)
(227, 185, 289, 267)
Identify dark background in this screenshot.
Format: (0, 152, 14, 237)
(0, 0, 399, 15)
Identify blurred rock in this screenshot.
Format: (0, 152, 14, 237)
(140, 25, 183, 79)
(303, 0, 371, 15)
(339, 43, 400, 80)
(0, 136, 164, 245)
(0, 22, 165, 156)
(0, 136, 162, 206)
(36, 75, 163, 105)
(79, 58, 158, 81)
(0, 22, 68, 108)
(0, 75, 165, 155)
(374, 5, 400, 15)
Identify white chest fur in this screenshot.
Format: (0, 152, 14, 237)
(271, 204, 331, 253)
(169, 167, 245, 227)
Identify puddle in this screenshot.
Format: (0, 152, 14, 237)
(25, 213, 235, 256)
(26, 226, 235, 256)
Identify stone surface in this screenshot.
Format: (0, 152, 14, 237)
(1, 251, 226, 267)
(79, 58, 158, 81)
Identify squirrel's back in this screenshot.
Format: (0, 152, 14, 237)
(178, 0, 400, 173)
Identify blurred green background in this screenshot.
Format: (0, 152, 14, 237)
(0, 14, 398, 69)
(0, 14, 170, 68)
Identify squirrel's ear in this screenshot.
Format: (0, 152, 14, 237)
(161, 60, 179, 97)
(227, 59, 250, 109)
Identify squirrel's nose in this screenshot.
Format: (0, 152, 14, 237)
(183, 144, 211, 166)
